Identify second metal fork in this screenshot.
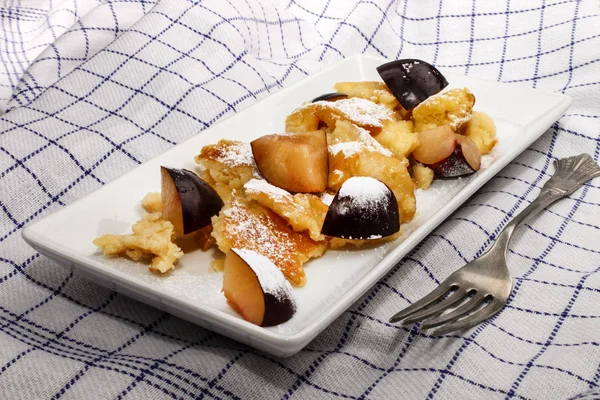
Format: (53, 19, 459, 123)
(389, 154, 600, 335)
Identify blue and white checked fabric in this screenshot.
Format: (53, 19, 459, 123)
(0, 0, 156, 113)
(1, 0, 600, 398)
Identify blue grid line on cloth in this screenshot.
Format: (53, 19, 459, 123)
(0, 296, 240, 399)
(50, 313, 174, 400)
(0, 104, 142, 177)
(360, 284, 600, 351)
(0, 310, 221, 400)
(507, 271, 595, 396)
(0, 8, 21, 92)
(1, 0, 158, 112)
(344, 307, 599, 384)
(297, 321, 538, 399)
(0, 0, 598, 398)
(10, 6, 37, 109)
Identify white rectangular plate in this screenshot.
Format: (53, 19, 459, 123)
(22, 55, 570, 357)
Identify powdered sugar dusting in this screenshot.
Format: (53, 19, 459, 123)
(233, 248, 295, 301)
(338, 176, 390, 209)
(317, 97, 392, 127)
(222, 201, 294, 268)
(328, 125, 393, 158)
(448, 113, 471, 129)
(329, 142, 364, 157)
(212, 141, 254, 167)
(244, 178, 290, 199)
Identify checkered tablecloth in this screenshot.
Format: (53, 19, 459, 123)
(1, 0, 600, 398)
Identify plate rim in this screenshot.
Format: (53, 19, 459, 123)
(22, 53, 572, 356)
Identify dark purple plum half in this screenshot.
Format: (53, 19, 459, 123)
(321, 176, 400, 240)
(161, 166, 224, 235)
(377, 59, 448, 110)
(311, 92, 348, 103)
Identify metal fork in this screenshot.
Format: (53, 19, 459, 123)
(389, 153, 600, 335)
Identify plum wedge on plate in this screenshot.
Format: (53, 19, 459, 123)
(377, 58, 448, 110)
(160, 166, 224, 235)
(251, 130, 329, 193)
(321, 176, 400, 240)
(222, 248, 297, 327)
(411, 125, 457, 165)
(431, 134, 481, 178)
(411, 125, 481, 178)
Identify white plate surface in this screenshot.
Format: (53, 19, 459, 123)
(22, 55, 571, 357)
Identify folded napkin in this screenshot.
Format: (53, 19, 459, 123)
(1, 0, 599, 399)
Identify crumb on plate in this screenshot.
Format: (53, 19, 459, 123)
(141, 192, 162, 213)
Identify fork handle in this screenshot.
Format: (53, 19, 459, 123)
(493, 154, 600, 252)
(498, 187, 565, 242)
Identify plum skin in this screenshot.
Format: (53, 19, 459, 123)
(161, 167, 223, 235)
(311, 92, 348, 102)
(321, 178, 400, 240)
(261, 291, 296, 327)
(377, 59, 448, 110)
(430, 149, 475, 178)
(430, 135, 481, 178)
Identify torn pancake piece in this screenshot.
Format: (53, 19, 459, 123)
(243, 178, 328, 242)
(195, 139, 258, 201)
(93, 212, 183, 274)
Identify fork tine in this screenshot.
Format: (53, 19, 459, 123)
(389, 282, 457, 323)
(401, 288, 469, 325)
(420, 294, 488, 330)
(430, 300, 506, 336)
